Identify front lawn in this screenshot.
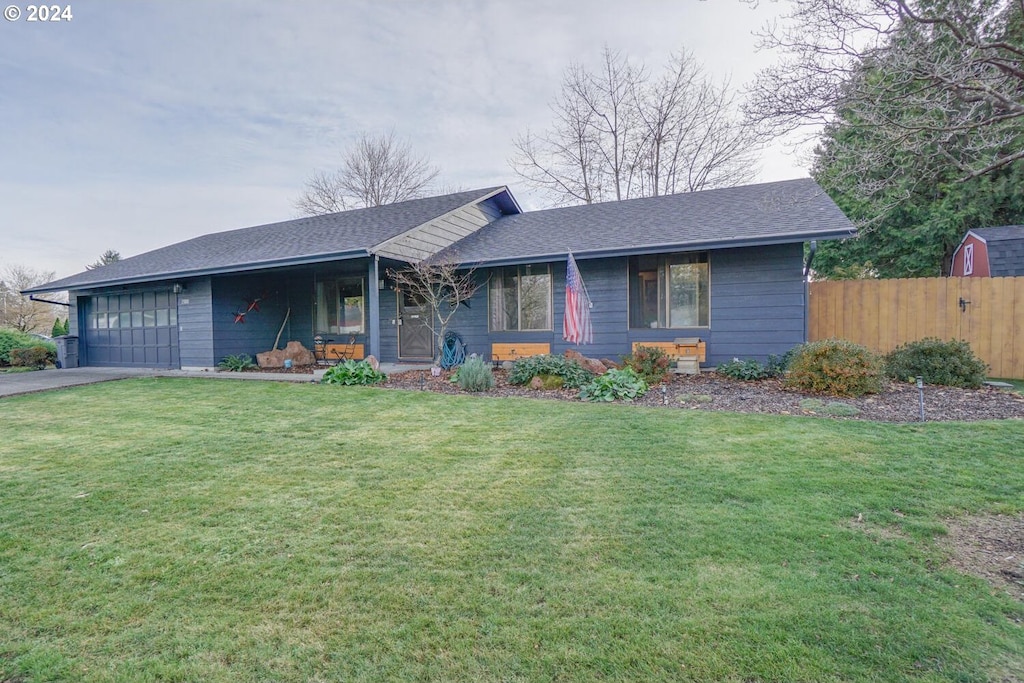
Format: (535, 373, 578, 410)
(1, 379, 1021, 682)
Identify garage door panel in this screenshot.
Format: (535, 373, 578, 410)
(82, 291, 179, 368)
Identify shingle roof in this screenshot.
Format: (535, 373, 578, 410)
(972, 226, 1024, 277)
(26, 188, 507, 293)
(27, 179, 854, 293)
(440, 178, 853, 265)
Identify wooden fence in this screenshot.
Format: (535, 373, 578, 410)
(808, 277, 1024, 379)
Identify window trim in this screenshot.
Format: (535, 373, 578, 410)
(488, 264, 554, 332)
(628, 252, 711, 330)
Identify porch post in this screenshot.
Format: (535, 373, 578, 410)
(368, 255, 381, 359)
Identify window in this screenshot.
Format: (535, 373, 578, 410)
(86, 294, 176, 330)
(489, 265, 552, 331)
(629, 253, 709, 328)
(316, 277, 365, 335)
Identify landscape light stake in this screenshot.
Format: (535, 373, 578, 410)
(917, 376, 925, 421)
(661, 384, 668, 405)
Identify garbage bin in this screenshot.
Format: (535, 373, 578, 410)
(55, 335, 79, 369)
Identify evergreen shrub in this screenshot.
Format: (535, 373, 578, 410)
(784, 338, 883, 397)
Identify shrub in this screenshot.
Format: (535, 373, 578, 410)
(621, 346, 672, 385)
(883, 338, 987, 388)
(453, 356, 495, 392)
(217, 354, 255, 372)
(322, 359, 387, 386)
(0, 329, 56, 366)
(579, 367, 648, 402)
(9, 345, 55, 369)
(784, 338, 883, 397)
(765, 347, 799, 377)
(508, 354, 594, 389)
(716, 357, 769, 381)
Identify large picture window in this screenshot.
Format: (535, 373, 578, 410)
(489, 265, 552, 331)
(316, 277, 365, 335)
(629, 253, 709, 328)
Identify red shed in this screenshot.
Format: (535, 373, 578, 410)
(951, 226, 1024, 277)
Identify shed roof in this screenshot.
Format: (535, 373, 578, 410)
(970, 226, 1024, 277)
(440, 178, 854, 266)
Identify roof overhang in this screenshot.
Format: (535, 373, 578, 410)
(21, 249, 371, 294)
(456, 228, 855, 269)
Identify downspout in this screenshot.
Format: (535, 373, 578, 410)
(368, 255, 381, 360)
(803, 241, 817, 343)
(29, 295, 71, 307)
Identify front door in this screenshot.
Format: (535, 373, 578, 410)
(398, 292, 433, 359)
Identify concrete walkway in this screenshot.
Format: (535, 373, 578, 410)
(0, 363, 435, 398)
(0, 367, 164, 398)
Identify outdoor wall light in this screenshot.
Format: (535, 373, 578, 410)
(172, 283, 184, 294)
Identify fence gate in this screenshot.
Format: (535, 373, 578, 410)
(808, 277, 1024, 379)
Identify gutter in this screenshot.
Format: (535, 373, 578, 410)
(21, 249, 371, 295)
(456, 229, 854, 269)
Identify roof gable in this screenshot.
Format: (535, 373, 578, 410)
(27, 187, 514, 293)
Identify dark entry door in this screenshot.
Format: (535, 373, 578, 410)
(398, 292, 433, 359)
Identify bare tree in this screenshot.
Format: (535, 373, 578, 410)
(387, 259, 479, 367)
(744, 0, 1024, 192)
(1, 264, 62, 333)
(511, 48, 763, 206)
(295, 131, 441, 215)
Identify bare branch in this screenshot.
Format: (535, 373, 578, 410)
(387, 258, 479, 366)
(294, 131, 440, 216)
(510, 47, 763, 207)
(745, 0, 1024, 196)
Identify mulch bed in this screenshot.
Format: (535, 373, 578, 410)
(243, 364, 1023, 422)
(379, 369, 1024, 423)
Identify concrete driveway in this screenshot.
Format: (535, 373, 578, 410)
(0, 367, 162, 398)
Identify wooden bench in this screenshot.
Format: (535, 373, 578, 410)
(325, 342, 364, 361)
(631, 339, 706, 362)
(632, 338, 706, 374)
(491, 342, 551, 363)
(314, 337, 365, 365)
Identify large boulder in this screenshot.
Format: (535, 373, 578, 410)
(564, 348, 608, 375)
(256, 340, 316, 368)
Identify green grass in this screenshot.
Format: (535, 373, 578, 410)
(1, 378, 1022, 682)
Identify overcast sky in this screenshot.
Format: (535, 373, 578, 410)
(0, 0, 810, 280)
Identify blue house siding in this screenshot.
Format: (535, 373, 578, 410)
(704, 245, 806, 362)
(178, 277, 214, 368)
(211, 272, 304, 363)
(443, 244, 806, 366)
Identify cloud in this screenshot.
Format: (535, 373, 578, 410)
(0, 0, 807, 278)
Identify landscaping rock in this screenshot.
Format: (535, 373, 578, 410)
(564, 349, 608, 375)
(600, 358, 621, 370)
(257, 341, 315, 368)
(365, 354, 380, 371)
(564, 349, 585, 363)
(529, 376, 545, 390)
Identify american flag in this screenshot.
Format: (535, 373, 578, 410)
(563, 252, 593, 345)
